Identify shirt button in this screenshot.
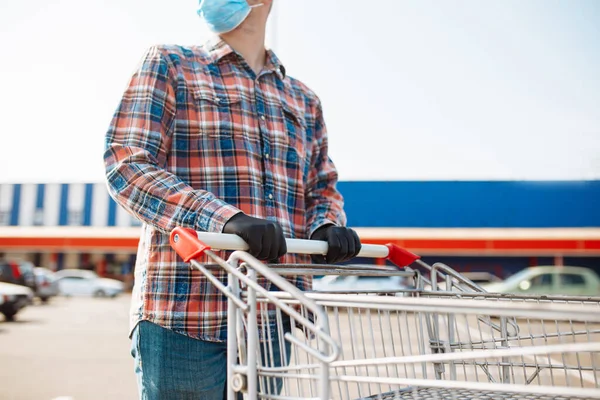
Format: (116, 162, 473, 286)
(268, 194, 273, 200)
(265, 153, 270, 159)
(260, 115, 266, 121)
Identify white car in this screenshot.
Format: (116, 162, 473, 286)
(313, 275, 409, 293)
(54, 269, 124, 298)
(0, 282, 34, 321)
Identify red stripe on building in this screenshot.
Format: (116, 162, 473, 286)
(0, 237, 140, 251)
(360, 238, 600, 255)
(1, 229, 600, 255)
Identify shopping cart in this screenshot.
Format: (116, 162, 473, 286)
(170, 228, 600, 400)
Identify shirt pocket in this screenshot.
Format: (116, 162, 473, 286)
(278, 101, 307, 165)
(191, 87, 243, 138)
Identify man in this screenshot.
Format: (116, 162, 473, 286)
(104, 0, 361, 398)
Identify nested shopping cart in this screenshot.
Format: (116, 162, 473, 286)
(170, 227, 600, 400)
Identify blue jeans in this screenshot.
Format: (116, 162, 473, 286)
(130, 321, 291, 400)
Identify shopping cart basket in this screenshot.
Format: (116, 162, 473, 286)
(170, 228, 600, 400)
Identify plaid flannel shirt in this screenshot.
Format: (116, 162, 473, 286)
(104, 38, 346, 342)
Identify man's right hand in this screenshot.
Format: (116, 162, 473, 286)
(222, 213, 287, 261)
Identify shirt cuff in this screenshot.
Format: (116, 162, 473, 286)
(308, 219, 340, 239)
(195, 201, 241, 233)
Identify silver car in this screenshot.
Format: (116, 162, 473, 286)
(482, 266, 600, 296)
(34, 267, 60, 303)
(54, 269, 125, 298)
(313, 275, 409, 293)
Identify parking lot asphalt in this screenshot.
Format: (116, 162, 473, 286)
(0, 296, 137, 400)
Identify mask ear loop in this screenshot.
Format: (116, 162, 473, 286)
(249, 3, 264, 8)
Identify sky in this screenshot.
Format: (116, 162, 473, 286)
(0, 0, 598, 183)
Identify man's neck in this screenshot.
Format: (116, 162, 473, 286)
(220, 22, 267, 75)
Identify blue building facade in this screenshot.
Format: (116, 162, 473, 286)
(0, 181, 599, 275)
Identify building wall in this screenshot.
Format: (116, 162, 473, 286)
(339, 181, 600, 228)
(1, 181, 598, 278)
(1, 181, 599, 228)
(0, 183, 139, 228)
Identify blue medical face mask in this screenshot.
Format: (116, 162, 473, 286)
(198, 0, 264, 34)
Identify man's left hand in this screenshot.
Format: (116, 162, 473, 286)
(310, 225, 362, 264)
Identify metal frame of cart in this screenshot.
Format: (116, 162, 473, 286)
(171, 228, 600, 400)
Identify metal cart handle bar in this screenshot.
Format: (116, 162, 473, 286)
(171, 229, 524, 339)
(170, 227, 341, 364)
(172, 230, 420, 268)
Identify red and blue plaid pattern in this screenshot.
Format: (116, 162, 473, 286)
(104, 38, 346, 341)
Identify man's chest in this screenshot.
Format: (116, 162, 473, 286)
(169, 72, 312, 182)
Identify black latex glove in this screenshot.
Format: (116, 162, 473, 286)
(222, 213, 287, 261)
(310, 224, 362, 264)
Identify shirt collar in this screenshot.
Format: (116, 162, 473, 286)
(265, 49, 286, 80)
(205, 35, 235, 63)
(205, 36, 286, 80)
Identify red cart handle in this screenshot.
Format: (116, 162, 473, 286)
(170, 227, 212, 262)
(385, 243, 421, 268)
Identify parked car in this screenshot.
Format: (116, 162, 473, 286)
(34, 267, 60, 302)
(313, 275, 409, 293)
(54, 269, 124, 298)
(17, 261, 37, 292)
(0, 282, 34, 321)
(427, 271, 504, 291)
(461, 272, 502, 286)
(0, 260, 37, 293)
(482, 266, 600, 296)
